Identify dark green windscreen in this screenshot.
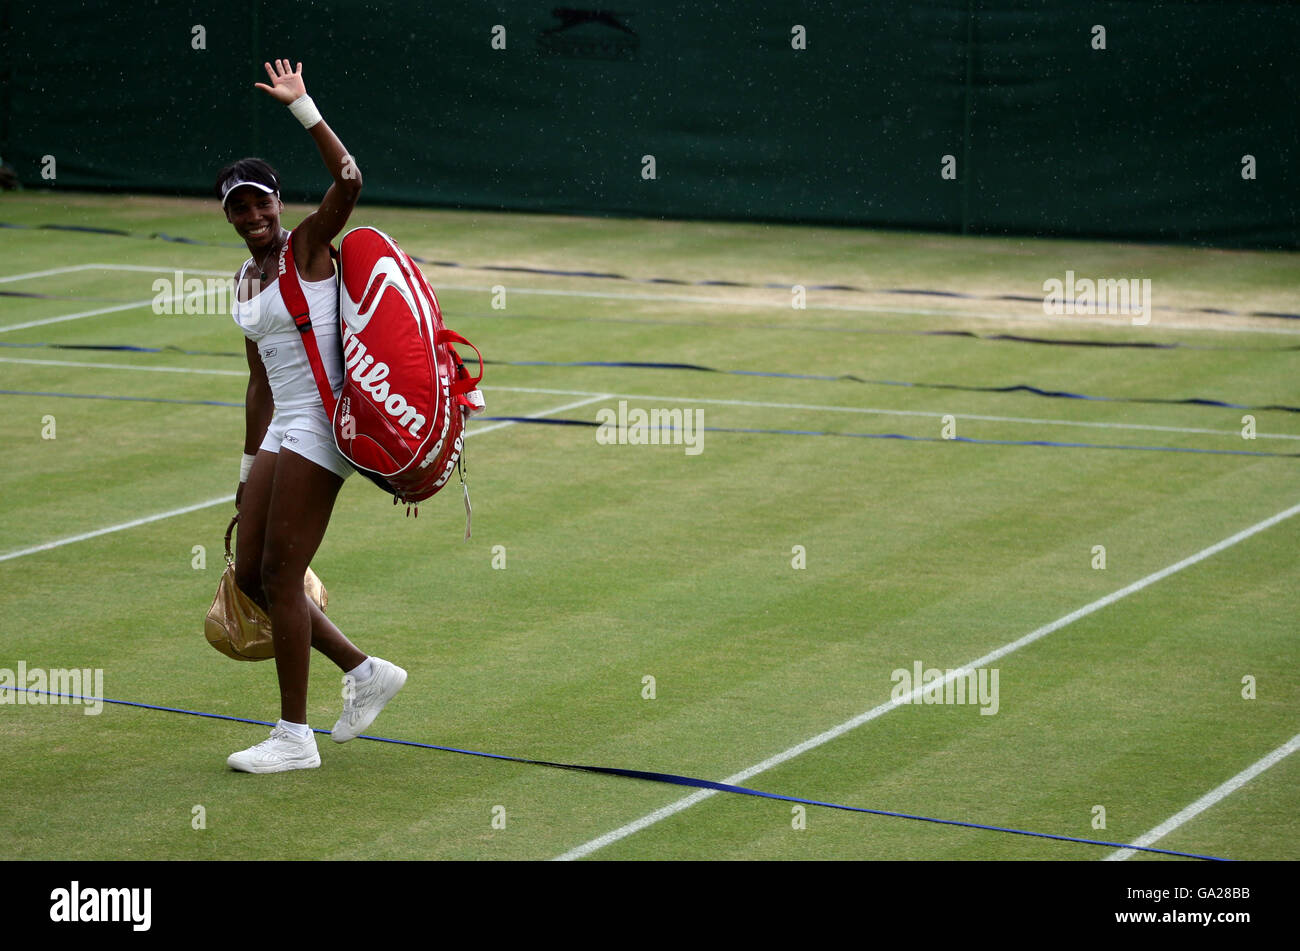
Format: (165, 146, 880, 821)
(2, 1, 1295, 247)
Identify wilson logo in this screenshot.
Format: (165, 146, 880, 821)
(342, 328, 426, 436)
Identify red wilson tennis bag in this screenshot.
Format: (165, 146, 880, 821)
(278, 227, 484, 530)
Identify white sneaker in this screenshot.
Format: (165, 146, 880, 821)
(332, 658, 407, 743)
(227, 725, 321, 773)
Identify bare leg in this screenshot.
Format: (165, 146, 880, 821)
(236, 448, 365, 676)
(307, 599, 365, 671)
(260, 448, 347, 725)
(234, 448, 276, 602)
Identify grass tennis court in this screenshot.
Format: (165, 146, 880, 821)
(1, 191, 1297, 860)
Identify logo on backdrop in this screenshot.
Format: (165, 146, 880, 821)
(537, 9, 639, 60)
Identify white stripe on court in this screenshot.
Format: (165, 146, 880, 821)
(0, 495, 237, 563)
(0, 356, 245, 376)
(0, 395, 605, 563)
(433, 283, 1300, 337)
(82, 264, 233, 277)
(0, 264, 98, 284)
(4, 358, 1295, 442)
(6, 262, 1295, 336)
(1103, 732, 1300, 861)
(0, 300, 158, 334)
(0, 264, 235, 334)
(466, 393, 610, 436)
(0, 293, 237, 334)
(0, 263, 232, 280)
(484, 385, 1300, 442)
(553, 500, 1300, 861)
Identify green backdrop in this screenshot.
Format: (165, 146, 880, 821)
(2, 1, 1296, 247)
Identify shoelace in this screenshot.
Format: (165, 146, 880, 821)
(265, 726, 294, 744)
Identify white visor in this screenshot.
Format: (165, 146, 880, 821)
(221, 179, 277, 208)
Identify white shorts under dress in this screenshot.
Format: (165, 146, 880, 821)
(232, 257, 353, 481)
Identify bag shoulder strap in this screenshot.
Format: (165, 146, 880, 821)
(278, 231, 338, 418)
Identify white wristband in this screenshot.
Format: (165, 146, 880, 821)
(288, 94, 323, 129)
(240, 453, 256, 483)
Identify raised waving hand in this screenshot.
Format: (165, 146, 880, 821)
(254, 59, 308, 104)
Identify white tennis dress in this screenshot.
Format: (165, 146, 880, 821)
(232, 256, 353, 480)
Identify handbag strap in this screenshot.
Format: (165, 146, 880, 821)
(224, 514, 238, 567)
(278, 232, 339, 419)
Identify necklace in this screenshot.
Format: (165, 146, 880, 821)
(254, 230, 287, 281)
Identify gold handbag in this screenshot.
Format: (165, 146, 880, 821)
(204, 514, 329, 661)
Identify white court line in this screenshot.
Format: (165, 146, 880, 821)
(0, 300, 159, 334)
(433, 283, 1300, 337)
(553, 500, 1300, 861)
(6, 261, 1295, 336)
(1, 259, 1288, 335)
(81, 265, 233, 276)
(0, 263, 232, 279)
(467, 393, 610, 436)
(0, 264, 236, 334)
(0, 357, 244, 376)
(0, 294, 235, 334)
(0, 495, 237, 564)
(4, 357, 1297, 441)
(1103, 732, 1300, 861)
(0, 264, 99, 284)
(483, 386, 1300, 442)
(0, 395, 605, 563)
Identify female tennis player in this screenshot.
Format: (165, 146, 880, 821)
(218, 60, 405, 772)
